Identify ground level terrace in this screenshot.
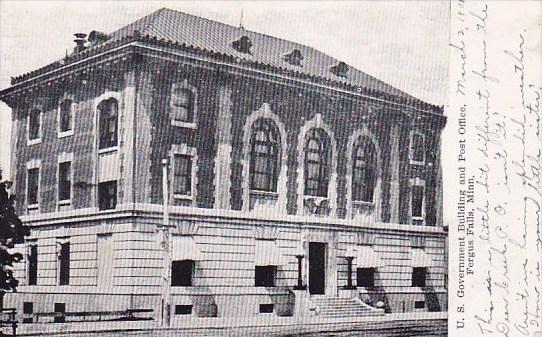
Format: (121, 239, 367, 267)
(2, 312, 448, 337)
(5, 203, 447, 321)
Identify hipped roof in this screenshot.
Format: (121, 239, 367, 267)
(4, 8, 442, 113)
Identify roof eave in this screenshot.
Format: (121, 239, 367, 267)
(1, 37, 444, 117)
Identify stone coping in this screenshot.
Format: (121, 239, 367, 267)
(21, 203, 447, 236)
(9, 312, 447, 336)
(10, 286, 447, 296)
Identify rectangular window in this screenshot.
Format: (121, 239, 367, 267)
(171, 87, 194, 123)
(28, 109, 41, 141)
(356, 267, 375, 288)
(98, 98, 118, 149)
(412, 267, 427, 287)
(259, 304, 274, 313)
(97, 234, 113, 287)
(255, 266, 276, 287)
(411, 185, 424, 218)
(27, 244, 38, 286)
(173, 154, 192, 196)
(58, 161, 71, 202)
(53, 303, 66, 323)
(58, 241, 70, 285)
(414, 300, 425, 309)
(59, 100, 73, 133)
(98, 181, 117, 210)
(171, 260, 194, 287)
(27, 168, 39, 206)
(23, 302, 33, 323)
(174, 305, 193, 315)
(410, 134, 425, 163)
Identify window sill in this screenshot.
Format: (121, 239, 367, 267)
(173, 194, 193, 201)
(58, 200, 72, 207)
(27, 204, 39, 210)
(98, 146, 118, 155)
(412, 216, 425, 222)
(409, 160, 425, 166)
(303, 195, 329, 202)
(353, 201, 375, 207)
(98, 206, 117, 212)
(250, 190, 279, 197)
(27, 138, 41, 146)
(171, 120, 197, 129)
(58, 130, 74, 138)
(171, 285, 194, 288)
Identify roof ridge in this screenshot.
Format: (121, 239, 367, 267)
(140, 7, 168, 35)
(158, 8, 324, 56)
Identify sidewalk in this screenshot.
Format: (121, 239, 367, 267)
(6, 312, 447, 336)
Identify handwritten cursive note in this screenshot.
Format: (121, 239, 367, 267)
(449, 1, 541, 336)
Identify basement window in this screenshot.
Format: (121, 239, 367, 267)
(259, 304, 274, 314)
(53, 303, 66, 323)
(23, 302, 33, 323)
(415, 301, 425, 309)
(174, 305, 193, 315)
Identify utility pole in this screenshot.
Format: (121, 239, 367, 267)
(160, 158, 171, 327)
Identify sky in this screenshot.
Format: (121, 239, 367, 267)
(0, 1, 451, 219)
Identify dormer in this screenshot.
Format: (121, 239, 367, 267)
(232, 35, 252, 54)
(283, 49, 304, 66)
(329, 61, 349, 78)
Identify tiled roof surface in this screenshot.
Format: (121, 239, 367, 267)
(7, 8, 439, 110)
(106, 8, 411, 99)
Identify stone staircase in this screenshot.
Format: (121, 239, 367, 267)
(311, 296, 385, 318)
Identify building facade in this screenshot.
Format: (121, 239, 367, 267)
(1, 8, 447, 322)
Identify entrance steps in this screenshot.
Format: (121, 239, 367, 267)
(311, 296, 385, 318)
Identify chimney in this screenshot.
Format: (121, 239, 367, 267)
(73, 33, 87, 53)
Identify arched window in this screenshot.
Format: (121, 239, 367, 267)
(98, 98, 118, 149)
(171, 87, 194, 123)
(352, 138, 377, 203)
(250, 119, 280, 192)
(410, 132, 425, 164)
(304, 129, 330, 197)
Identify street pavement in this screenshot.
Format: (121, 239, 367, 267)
(5, 318, 447, 337)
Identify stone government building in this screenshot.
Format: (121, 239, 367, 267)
(0, 8, 447, 322)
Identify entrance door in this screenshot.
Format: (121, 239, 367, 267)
(309, 242, 326, 294)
